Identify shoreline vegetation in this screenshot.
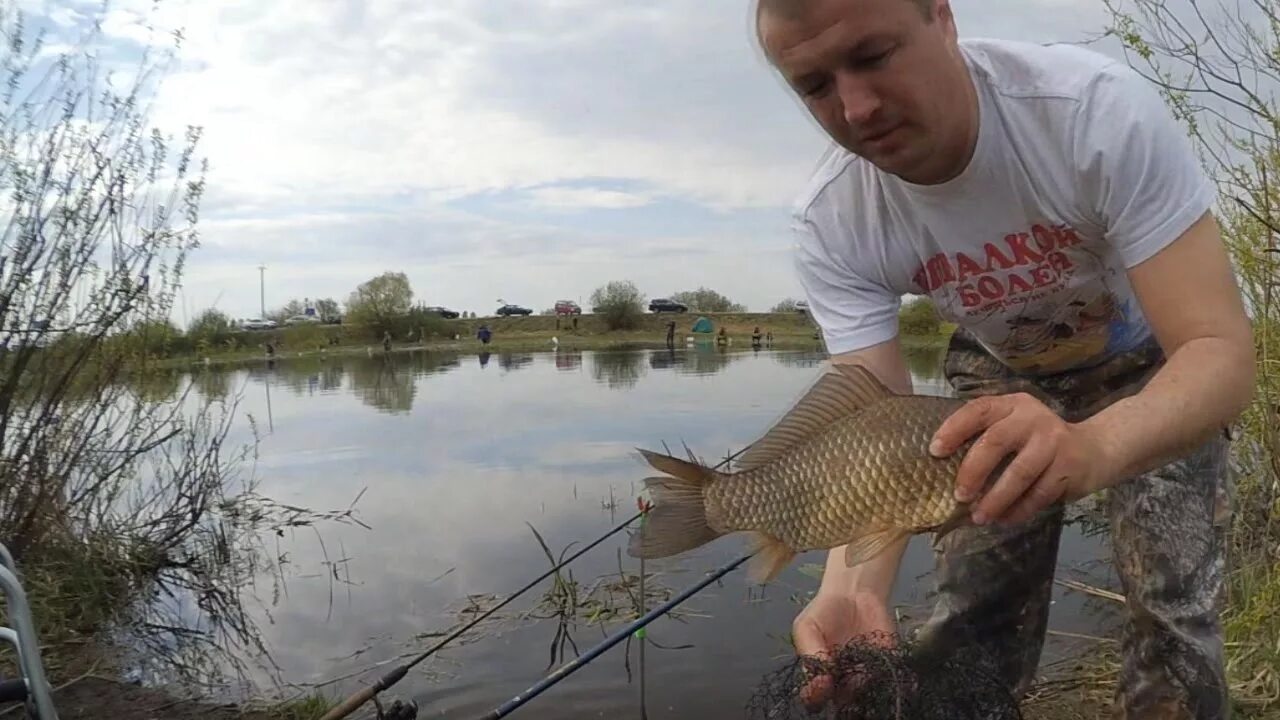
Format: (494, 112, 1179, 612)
(144, 309, 957, 372)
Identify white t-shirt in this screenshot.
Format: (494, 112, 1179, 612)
(791, 38, 1216, 376)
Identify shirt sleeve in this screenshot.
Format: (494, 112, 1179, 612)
(792, 216, 901, 355)
(1072, 61, 1216, 268)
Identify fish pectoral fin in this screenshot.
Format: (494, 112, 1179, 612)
(747, 533, 797, 585)
(843, 527, 910, 568)
(930, 504, 973, 550)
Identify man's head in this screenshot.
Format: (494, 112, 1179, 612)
(757, 0, 977, 185)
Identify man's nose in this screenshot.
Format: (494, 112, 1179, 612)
(835, 71, 881, 126)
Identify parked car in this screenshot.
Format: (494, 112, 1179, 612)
(240, 318, 277, 331)
(795, 300, 809, 314)
(423, 305, 460, 319)
(648, 298, 688, 313)
(554, 300, 582, 315)
(496, 304, 533, 316)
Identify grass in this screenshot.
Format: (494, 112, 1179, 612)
(2, 533, 153, 679)
(261, 692, 338, 720)
(1219, 429, 1280, 716)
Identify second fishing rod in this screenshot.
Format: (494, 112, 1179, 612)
(318, 444, 749, 720)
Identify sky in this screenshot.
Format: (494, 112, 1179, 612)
(23, 0, 1128, 321)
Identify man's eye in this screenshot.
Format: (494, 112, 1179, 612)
(800, 78, 830, 97)
(854, 48, 894, 69)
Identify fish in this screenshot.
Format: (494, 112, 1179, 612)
(627, 361, 1007, 584)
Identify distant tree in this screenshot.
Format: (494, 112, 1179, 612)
(670, 287, 746, 313)
(347, 271, 413, 331)
(590, 280, 646, 330)
(116, 318, 187, 358)
(188, 308, 234, 349)
(314, 297, 341, 322)
(266, 298, 305, 323)
(898, 296, 941, 336)
(771, 298, 801, 313)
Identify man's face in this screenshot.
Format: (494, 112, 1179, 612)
(760, 0, 971, 183)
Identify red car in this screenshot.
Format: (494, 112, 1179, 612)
(554, 300, 582, 315)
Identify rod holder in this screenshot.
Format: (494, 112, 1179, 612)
(0, 542, 59, 720)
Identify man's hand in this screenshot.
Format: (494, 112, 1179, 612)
(792, 590, 896, 712)
(928, 392, 1112, 527)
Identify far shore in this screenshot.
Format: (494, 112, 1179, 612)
(147, 317, 955, 372)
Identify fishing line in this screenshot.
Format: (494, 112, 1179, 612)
(316, 508, 645, 720)
(475, 551, 755, 720)
(317, 444, 749, 720)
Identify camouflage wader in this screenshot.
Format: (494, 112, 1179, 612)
(912, 327, 1234, 720)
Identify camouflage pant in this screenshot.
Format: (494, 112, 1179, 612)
(913, 328, 1234, 719)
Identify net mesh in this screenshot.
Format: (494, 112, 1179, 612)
(745, 632, 1025, 720)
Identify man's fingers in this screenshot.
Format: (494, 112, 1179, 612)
(998, 462, 1070, 526)
(800, 673, 834, 712)
(951, 417, 1028, 503)
(792, 617, 828, 658)
(969, 432, 1055, 524)
(793, 618, 833, 710)
(929, 395, 1009, 458)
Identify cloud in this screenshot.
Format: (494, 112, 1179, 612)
(522, 187, 656, 212)
(18, 0, 1138, 319)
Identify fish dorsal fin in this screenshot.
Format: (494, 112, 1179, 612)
(732, 362, 897, 472)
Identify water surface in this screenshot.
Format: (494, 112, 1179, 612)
(171, 345, 1119, 718)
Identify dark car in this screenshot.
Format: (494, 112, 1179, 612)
(648, 298, 688, 313)
(496, 304, 533, 316)
(423, 305, 460, 319)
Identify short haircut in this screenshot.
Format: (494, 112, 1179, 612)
(756, 0, 933, 24)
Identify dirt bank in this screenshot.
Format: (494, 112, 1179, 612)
(2, 677, 273, 720)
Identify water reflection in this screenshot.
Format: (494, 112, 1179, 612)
(135, 347, 1112, 719)
(348, 356, 416, 414)
(190, 366, 233, 403)
(591, 350, 646, 389)
(904, 344, 946, 383)
(498, 352, 535, 372)
(555, 349, 583, 371)
(158, 345, 949, 410)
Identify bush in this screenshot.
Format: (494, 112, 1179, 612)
(670, 287, 746, 313)
(898, 297, 941, 336)
(590, 280, 646, 331)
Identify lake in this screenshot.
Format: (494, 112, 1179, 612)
(153, 344, 1121, 719)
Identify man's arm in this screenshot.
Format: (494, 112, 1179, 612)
(1077, 210, 1254, 484)
(932, 211, 1255, 526)
(816, 335, 915, 601)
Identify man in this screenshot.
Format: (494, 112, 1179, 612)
(756, 0, 1256, 717)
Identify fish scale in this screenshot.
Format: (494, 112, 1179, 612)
(630, 363, 986, 584)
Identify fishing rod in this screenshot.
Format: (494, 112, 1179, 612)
(317, 444, 749, 720)
(475, 551, 755, 720)
(316, 508, 644, 720)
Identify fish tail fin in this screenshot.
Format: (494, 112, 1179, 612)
(628, 448, 723, 559)
(747, 532, 796, 585)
